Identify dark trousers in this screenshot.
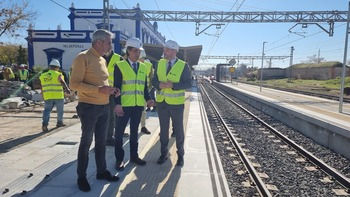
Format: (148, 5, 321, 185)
(150, 87, 156, 100)
(107, 95, 116, 141)
(114, 106, 143, 162)
(76, 102, 109, 178)
(157, 101, 185, 157)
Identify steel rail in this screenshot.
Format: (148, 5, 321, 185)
(211, 83, 350, 192)
(200, 84, 272, 197)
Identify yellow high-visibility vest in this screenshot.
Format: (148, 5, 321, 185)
(19, 69, 29, 80)
(143, 61, 153, 88)
(107, 53, 122, 86)
(156, 59, 186, 105)
(117, 60, 146, 107)
(5, 68, 15, 79)
(39, 70, 64, 100)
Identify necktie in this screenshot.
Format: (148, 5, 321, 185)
(166, 61, 171, 74)
(132, 62, 138, 73)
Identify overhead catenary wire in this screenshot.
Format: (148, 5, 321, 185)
(49, 0, 97, 27)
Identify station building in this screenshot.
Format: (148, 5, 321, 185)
(26, 3, 202, 72)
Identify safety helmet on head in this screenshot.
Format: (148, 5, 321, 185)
(20, 64, 25, 68)
(0, 65, 4, 70)
(140, 50, 147, 58)
(164, 40, 179, 51)
(125, 37, 144, 50)
(49, 59, 60, 67)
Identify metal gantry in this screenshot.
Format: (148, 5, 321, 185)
(109, 9, 348, 36)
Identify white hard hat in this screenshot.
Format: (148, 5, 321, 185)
(0, 65, 3, 70)
(140, 50, 147, 58)
(164, 40, 179, 51)
(20, 64, 25, 68)
(125, 37, 144, 50)
(49, 59, 60, 67)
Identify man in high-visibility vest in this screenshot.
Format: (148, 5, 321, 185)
(103, 50, 124, 146)
(39, 59, 71, 133)
(152, 40, 192, 167)
(113, 37, 155, 171)
(18, 64, 29, 83)
(138, 50, 153, 135)
(2, 65, 15, 81)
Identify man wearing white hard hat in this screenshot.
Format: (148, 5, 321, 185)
(39, 59, 71, 133)
(152, 40, 192, 167)
(113, 37, 155, 171)
(2, 65, 15, 81)
(18, 64, 29, 83)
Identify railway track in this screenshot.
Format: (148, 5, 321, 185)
(199, 82, 350, 196)
(238, 81, 350, 103)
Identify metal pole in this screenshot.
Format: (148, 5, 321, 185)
(339, 0, 350, 113)
(288, 46, 295, 83)
(260, 42, 267, 92)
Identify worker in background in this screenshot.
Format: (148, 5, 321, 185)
(152, 40, 192, 167)
(70, 29, 120, 192)
(2, 65, 15, 81)
(18, 64, 29, 83)
(138, 50, 152, 135)
(113, 37, 154, 171)
(39, 59, 71, 133)
(103, 50, 124, 146)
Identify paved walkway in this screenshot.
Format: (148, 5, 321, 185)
(0, 86, 231, 197)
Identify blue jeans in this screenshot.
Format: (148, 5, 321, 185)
(76, 102, 109, 178)
(42, 99, 64, 126)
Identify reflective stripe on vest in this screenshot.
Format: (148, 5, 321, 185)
(117, 60, 146, 107)
(108, 53, 121, 86)
(156, 59, 186, 105)
(19, 70, 29, 80)
(39, 70, 64, 100)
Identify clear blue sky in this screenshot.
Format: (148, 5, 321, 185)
(1, 0, 348, 68)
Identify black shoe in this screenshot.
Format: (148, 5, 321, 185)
(106, 139, 114, 146)
(56, 121, 66, 127)
(123, 133, 129, 137)
(77, 177, 91, 192)
(176, 156, 184, 167)
(96, 170, 119, 182)
(130, 157, 146, 166)
(171, 132, 175, 137)
(141, 127, 151, 134)
(42, 125, 48, 133)
(115, 161, 125, 171)
(157, 155, 168, 164)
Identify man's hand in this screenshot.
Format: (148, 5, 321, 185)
(98, 85, 116, 95)
(114, 104, 124, 117)
(146, 99, 155, 107)
(65, 89, 72, 95)
(113, 88, 121, 97)
(159, 80, 173, 89)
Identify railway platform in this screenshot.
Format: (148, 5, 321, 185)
(1, 81, 350, 196)
(0, 85, 231, 197)
(218, 81, 350, 159)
